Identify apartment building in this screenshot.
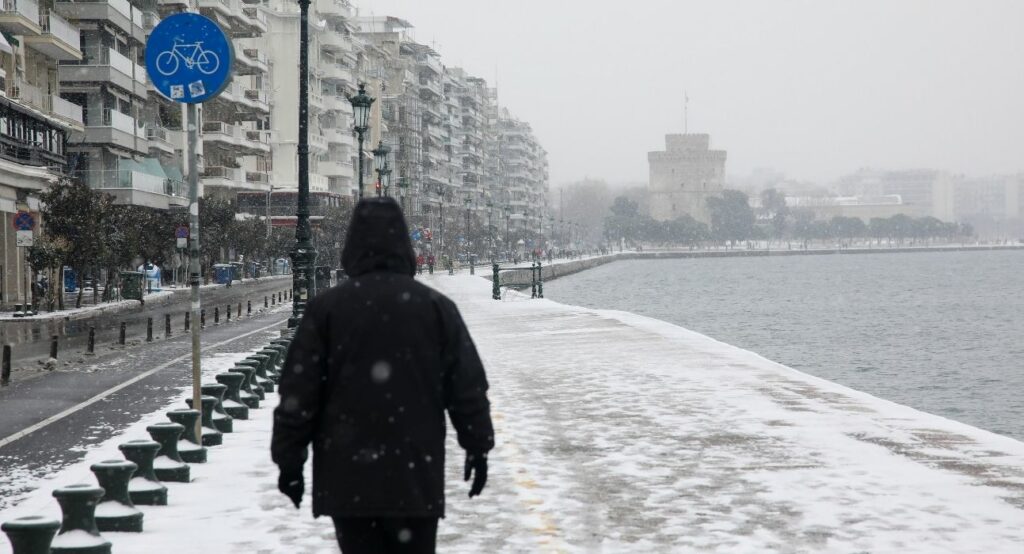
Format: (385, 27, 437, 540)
(0, 0, 84, 307)
(498, 111, 548, 235)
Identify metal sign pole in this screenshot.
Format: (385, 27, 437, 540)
(187, 102, 202, 444)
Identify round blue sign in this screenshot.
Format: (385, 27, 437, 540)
(145, 13, 234, 104)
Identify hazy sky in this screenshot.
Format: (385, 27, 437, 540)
(356, 0, 1024, 186)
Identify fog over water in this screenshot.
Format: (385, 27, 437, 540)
(544, 251, 1024, 439)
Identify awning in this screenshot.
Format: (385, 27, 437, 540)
(0, 32, 13, 55)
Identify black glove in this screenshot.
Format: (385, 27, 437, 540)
(463, 451, 488, 498)
(278, 467, 303, 508)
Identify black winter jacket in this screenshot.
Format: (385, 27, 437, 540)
(271, 198, 494, 518)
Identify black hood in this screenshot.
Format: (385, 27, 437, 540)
(341, 198, 416, 278)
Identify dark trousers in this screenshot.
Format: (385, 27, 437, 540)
(333, 517, 439, 554)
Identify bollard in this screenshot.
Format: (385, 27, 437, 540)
(470, 258, 475, 275)
(50, 484, 110, 554)
(492, 263, 500, 300)
(165, 314, 171, 338)
(278, 291, 282, 303)
(214, 307, 219, 324)
(200, 309, 206, 328)
(119, 322, 126, 346)
(49, 336, 58, 360)
(228, 366, 261, 408)
(146, 422, 190, 482)
(87, 328, 95, 355)
(2, 345, 11, 386)
(226, 304, 231, 321)
(200, 383, 233, 433)
(214, 373, 249, 420)
(2, 515, 61, 554)
(237, 303, 241, 318)
(165, 410, 208, 464)
(117, 440, 167, 506)
(271, 294, 275, 306)
(264, 296, 268, 308)
(146, 317, 153, 342)
(185, 396, 223, 446)
(240, 358, 272, 395)
(184, 311, 190, 331)
(247, 300, 252, 315)
(90, 460, 143, 533)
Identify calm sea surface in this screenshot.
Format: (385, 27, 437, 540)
(544, 250, 1024, 440)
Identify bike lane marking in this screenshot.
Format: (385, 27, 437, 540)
(0, 316, 289, 449)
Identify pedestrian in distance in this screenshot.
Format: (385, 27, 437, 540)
(427, 253, 435, 275)
(272, 197, 495, 554)
(416, 253, 425, 275)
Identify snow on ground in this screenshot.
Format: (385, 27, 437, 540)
(3, 274, 1024, 553)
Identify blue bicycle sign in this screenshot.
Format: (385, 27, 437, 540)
(155, 40, 221, 76)
(145, 13, 233, 104)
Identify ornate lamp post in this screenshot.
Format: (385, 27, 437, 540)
(289, 0, 317, 327)
(371, 140, 391, 197)
(348, 83, 374, 199)
(398, 177, 410, 212)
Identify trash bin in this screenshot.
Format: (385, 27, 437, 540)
(230, 262, 244, 282)
(213, 264, 234, 285)
(121, 271, 144, 301)
(63, 267, 77, 293)
(249, 262, 262, 279)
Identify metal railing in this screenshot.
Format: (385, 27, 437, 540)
(9, 81, 47, 111)
(1, 0, 38, 21)
(41, 9, 79, 47)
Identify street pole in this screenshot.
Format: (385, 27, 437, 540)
(186, 102, 202, 444)
(356, 130, 365, 200)
(289, 0, 317, 328)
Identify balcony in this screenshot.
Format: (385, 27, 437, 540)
(236, 6, 267, 36)
(309, 132, 327, 153)
(0, 0, 40, 36)
(24, 10, 80, 60)
(236, 48, 269, 75)
(141, 9, 159, 31)
(81, 108, 147, 152)
(320, 30, 351, 52)
(146, 125, 175, 154)
(242, 129, 271, 154)
(323, 126, 351, 146)
(0, 95, 69, 171)
(321, 62, 353, 84)
(245, 170, 268, 186)
(82, 169, 186, 209)
(59, 46, 147, 98)
(50, 95, 83, 127)
(201, 165, 245, 190)
(319, 158, 353, 178)
(54, 0, 142, 40)
(196, 0, 232, 19)
(316, 0, 352, 19)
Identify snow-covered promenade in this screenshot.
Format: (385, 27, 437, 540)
(3, 273, 1024, 552)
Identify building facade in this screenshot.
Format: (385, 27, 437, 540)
(648, 134, 726, 224)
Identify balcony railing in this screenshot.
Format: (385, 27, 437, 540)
(1, 0, 39, 22)
(201, 165, 244, 182)
(9, 81, 47, 111)
(245, 170, 268, 184)
(87, 108, 136, 134)
(50, 95, 83, 124)
(82, 169, 184, 197)
(40, 9, 78, 46)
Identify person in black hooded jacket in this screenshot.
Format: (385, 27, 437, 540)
(271, 197, 494, 553)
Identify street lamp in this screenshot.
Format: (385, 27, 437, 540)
(504, 204, 511, 259)
(486, 200, 494, 263)
(348, 83, 374, 199)
(289, 0, 318, 327)
(372, 140, 391, 198)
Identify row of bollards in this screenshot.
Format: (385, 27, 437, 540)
(1, 290, 292, 383)
(1, 330, 294, 553)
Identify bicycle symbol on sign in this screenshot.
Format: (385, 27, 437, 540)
(155, 39, 221, 76)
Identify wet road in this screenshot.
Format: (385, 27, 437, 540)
(1, 277, 293, 366)
(0, 303, 291, 510)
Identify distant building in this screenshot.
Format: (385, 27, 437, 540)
(648, 134, 726, 224)
(784, 195, 908, 222)
(837, 169, 955, 221)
